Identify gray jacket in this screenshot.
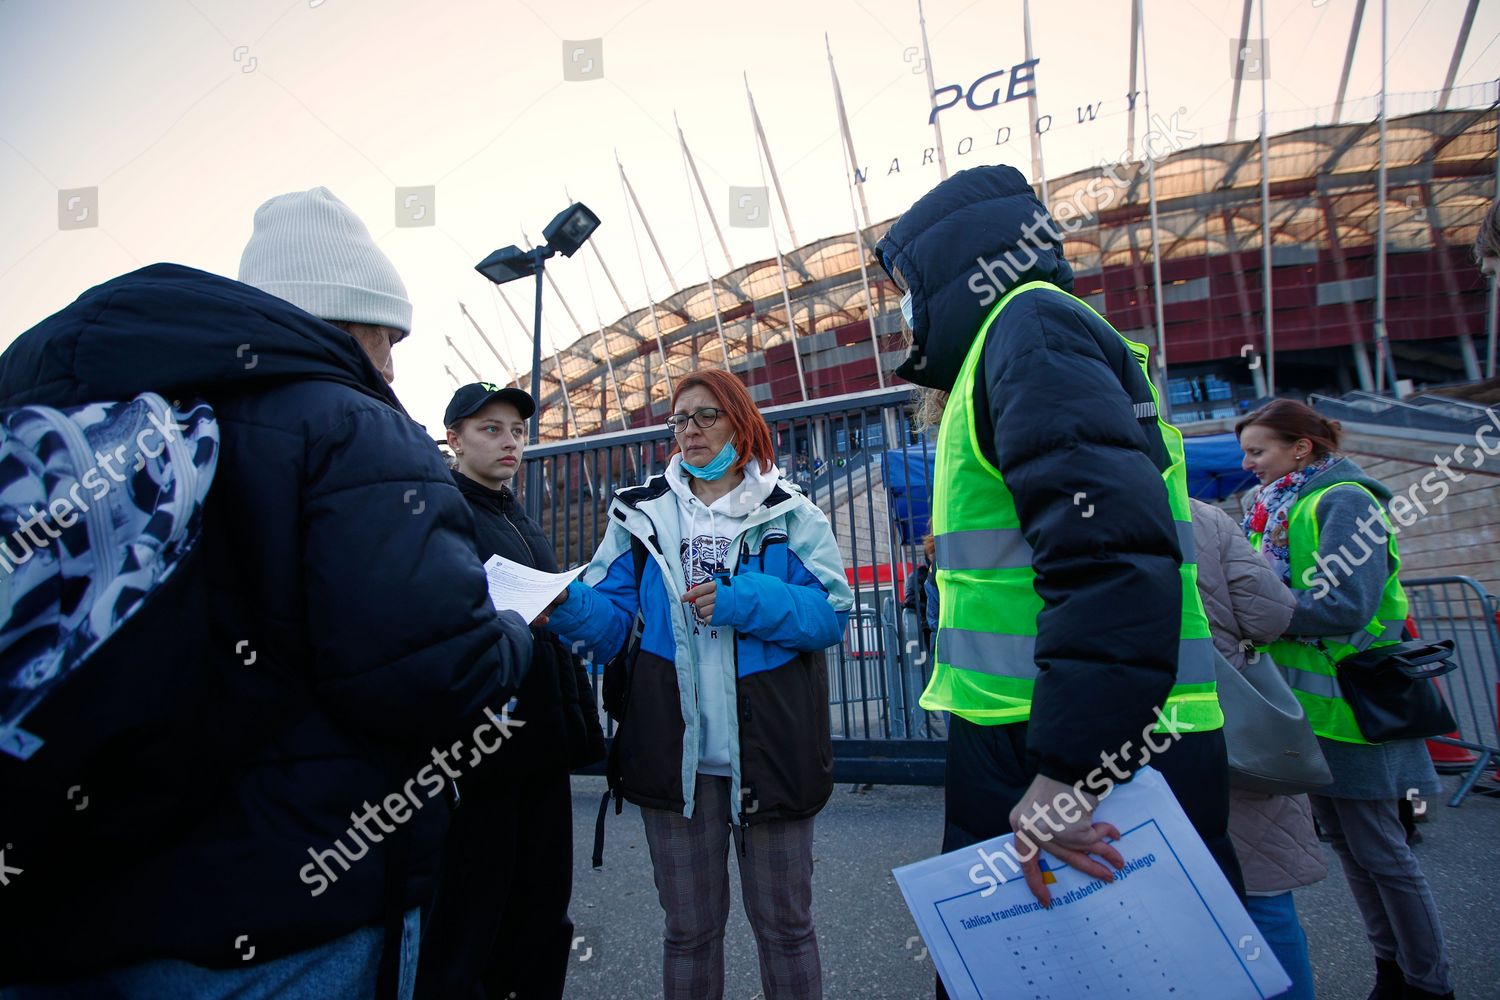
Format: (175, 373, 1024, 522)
(1281, 458, 1440, 800)
(1191, 500, 1328, 894)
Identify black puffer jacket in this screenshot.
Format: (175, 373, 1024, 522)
(875, 165, 1185, 785)
(451, 472, 605, 775)
(0, 264, 532, 979)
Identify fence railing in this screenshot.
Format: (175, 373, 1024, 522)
(523, 390, 1500, 795)
(1403, 576, 1500, 807)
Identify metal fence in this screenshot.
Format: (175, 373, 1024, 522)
(1403, 576, 1500, 807)
(522, 391, 1500, 795)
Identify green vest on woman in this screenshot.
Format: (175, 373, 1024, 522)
(1250, 482, 1409, 744)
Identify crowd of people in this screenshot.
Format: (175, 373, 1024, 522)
(1, 172, 1491, 1000)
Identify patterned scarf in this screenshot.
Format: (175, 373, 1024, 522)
(1241, 454, 1338, 584)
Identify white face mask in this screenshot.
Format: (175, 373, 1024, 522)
(900, 289, 914, 328)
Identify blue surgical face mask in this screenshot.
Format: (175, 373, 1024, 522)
(681, 438, 738, 481)
(900, 289, 914, 328)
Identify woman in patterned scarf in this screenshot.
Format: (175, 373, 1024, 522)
(1237, 398, 1454, 1000)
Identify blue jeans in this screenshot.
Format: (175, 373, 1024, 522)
(1244, 892, 1315, 1000)
(4, 909, 420, 1000)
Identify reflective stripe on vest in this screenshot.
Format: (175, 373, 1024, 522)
(1253, 482, 1410, 744)
(920, 281, 1223, 733)
(936, 521, 1197, 573)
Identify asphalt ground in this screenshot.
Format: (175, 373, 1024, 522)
(560, 773, 1500, 1000)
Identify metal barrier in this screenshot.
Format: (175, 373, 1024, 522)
(522, 385, 1500, 796)
(1402, 576, 1500, 807)
(523, 384, 947, 784)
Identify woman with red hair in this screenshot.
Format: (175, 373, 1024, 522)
(545, 368, 853, 1000)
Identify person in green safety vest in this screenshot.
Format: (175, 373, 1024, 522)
(874, 165, 1241, 999)
(1237, 398, 1454, 1000)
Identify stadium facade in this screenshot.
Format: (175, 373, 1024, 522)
(519, 108, 1498, 440)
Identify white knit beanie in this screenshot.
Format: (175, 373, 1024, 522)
(238, 187, 413, 333)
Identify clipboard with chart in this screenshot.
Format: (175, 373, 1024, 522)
(893, 767, 1291, 1000)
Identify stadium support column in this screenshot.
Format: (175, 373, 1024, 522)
(577, 251, 631, 431)
(827, 35, 887, 390)
(1226, 0, 1252, 143)
(459, 300, 521, 386)
(615, 153, 675, 400)
(1373, 0, 1399, 396)
(447, 336, 484, 382)
(746, 77, 810, 402)
(1022, 0, 1048, 207)
(1489, 101, 1499, 379)
(675, 115, 734, 377)
(1135, 0, 1169, 416)
(916, 0, 949, 181)
(1257, 0, 1276, 398)
(1438, 0, 1480, 111)
(1332, 0, 1367, 125)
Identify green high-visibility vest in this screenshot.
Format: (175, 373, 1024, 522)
(919, 281, 1222, 734)
(1251, 482, 1409, 744)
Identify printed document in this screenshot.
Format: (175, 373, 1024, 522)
(483, 554, 586, 623)
(893, 767, 1290, 1000)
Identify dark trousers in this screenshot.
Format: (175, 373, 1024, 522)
(935, 717, 1243, 999)
(415, 767, 575, 1000)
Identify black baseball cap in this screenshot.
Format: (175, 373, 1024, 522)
(444, 382, 536, 427)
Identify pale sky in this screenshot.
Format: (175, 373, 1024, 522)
(2, 0, 1496, 437)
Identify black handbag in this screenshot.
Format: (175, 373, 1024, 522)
(1336, 639, 1459, 743)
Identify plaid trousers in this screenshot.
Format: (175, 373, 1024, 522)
(639, 773, 821, 1000)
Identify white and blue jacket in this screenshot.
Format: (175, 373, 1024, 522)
(548, 462, 854, 825)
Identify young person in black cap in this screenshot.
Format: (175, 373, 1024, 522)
(414, 383, 605, 1000)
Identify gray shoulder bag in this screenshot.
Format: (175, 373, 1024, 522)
(1214, 647, 1334, 796)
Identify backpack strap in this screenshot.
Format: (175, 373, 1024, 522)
(592, 535, 648, 869)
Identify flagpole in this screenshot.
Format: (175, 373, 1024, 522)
(916, 0, 949, 180)
(827, 34, 886, 388)
(1136, 0, 1169, 416)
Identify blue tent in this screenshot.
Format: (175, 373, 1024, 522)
(883, 434, 1252, 533)
(883, 447, 935, 543)
(1183, 432, 1256, 500)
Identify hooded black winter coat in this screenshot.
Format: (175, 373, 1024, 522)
(450, 472, 605, 774)
(0, 264, 532, 981)
(874, 165, 1188, 785)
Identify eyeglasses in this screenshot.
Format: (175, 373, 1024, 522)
(665, 407, 721, 433)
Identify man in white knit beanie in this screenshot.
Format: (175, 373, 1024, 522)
(239, 186, 410, 383)
(0, 191, 536, 999)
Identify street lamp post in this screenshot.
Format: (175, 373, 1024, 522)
(476, 202, 601, 514)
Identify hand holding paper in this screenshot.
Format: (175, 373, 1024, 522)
(482, 554, 586, 625)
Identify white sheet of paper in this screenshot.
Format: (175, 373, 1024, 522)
(482, 554, 587, 622)
(893, 767, 1290, 1000)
